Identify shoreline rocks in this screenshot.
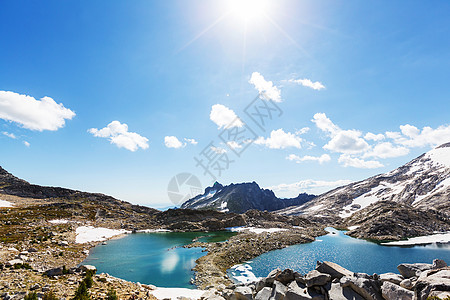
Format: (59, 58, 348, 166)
(210, 259, 450, 300)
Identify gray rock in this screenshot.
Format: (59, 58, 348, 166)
(414, 269, 450, 300)
(379, 273, 404, 285)
(272, 281, 287, 300)
(30, 283, 40, 291)
(266, 269, 282, 285)
(285, 281, 306, 300)
(328, 282, 365, 300)
(255, 287, 272, 300)
(80, 264, 97, 274)
(316, 261, 354, 279)
(340, 276, 383, 300)
(381, 281, 413, 300)
(432, 259, 447, 269)
(255, 279, 266, 293)
(276, 269, 296, 285)
(397, 263, 432, 279)
(6, 259, 23, 267)
(231, 286, 253, 300)
(45, 267, 63, 277)
(306, 270, 331, 287)
(399, 278, 415, 290)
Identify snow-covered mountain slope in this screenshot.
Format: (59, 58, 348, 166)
(181, 181, 315, 214)
(277, 142, 450, 219)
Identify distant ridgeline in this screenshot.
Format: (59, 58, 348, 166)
(180, 181, 316, 214)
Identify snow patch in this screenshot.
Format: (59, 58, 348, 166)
(307, 204, 324, 211)
(75, 226, 130, 244)
(227, 227, 288, 234)
(382, 232, 450, 246)
(48, 219, 69, 224)
(137, 229, 171, 233)
(150, 288, 206, 300)
(0, 200, 13, 208)
(347, 225, 360, 231)
(427, 147, 450, 168)
(230, 263, 260, 284)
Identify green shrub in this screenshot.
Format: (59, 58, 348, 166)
(24, 292, 38, 300)
(43, 291, 58, 300)
(106, 289, 118, 300)
(72, 281, 90, 300)
(83, 271, 93, 289)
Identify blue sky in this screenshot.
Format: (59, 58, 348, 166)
(1, 0, 450, 208)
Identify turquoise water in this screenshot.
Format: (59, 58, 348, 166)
(229, 228, 450, 282)
(82, 231, 235, 288)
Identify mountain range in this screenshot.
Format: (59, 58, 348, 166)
(180, 181, 315, 214)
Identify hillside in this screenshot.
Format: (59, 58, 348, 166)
(278, 143, 450, 222)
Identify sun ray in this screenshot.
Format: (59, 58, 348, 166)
(176, 12, 230, 53)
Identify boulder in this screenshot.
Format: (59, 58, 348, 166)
(381, 281, 413, 300)
(255, 287, 272, 300)
(231, 286, 253, 300)
(45, 267, 63, 277)
(379, 273, 403, 285)
(397, 263, 432, 279)
(275, 269, 296, 285)
(316, 261, 354, 279)
(255, 279, 266, 293)
(399, 278, 415, 290)
(272, 281, 287, 300)
(6, 259, 23, 267)
(414, 269, 450, 300)
(340, 276, 383, 300)
(80, 265, 97, 274)
(306, 270, 331, 287)
(266, 269, 282, 285)
(432, 259, 447, 269)
(328, 282, 365, 300)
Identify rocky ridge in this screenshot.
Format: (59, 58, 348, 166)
(181, 182, 315, 214)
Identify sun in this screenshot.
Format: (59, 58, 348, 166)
(227, 0, 269, 22)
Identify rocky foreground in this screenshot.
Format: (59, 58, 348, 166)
(204, 259, 450, 300)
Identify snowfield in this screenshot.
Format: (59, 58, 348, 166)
(75, 226, 130, 243)
(0, 199, 13, 208)
(382, 232, 450, 246)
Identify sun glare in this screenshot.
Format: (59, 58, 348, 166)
(228, 0, 269, 22)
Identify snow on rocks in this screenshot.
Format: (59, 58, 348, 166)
(149, 287, 206, 300)
(75, 226, 130, 244)
(227, 226, 288, 234)
(0, 199, 13, 208)
(382, 232, 450, 246)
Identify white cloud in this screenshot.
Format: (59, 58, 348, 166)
(338, 154, 384, 169)
(296, 127, 310, 135)
(268, 179, 353, 197)
(323, 130, 370, 154)
(88, 121, 149, 152)
(227, 141, 242, 150)
(211, 146, 227, 154)
(164, 136, 185, 149)
(311, 113, 340, 136)
(363, 142, 409, 159)
(2, 132, 16, 139)
(0, 91, 75, 131)
(249, 72, 282, 102)
(289, 78, 325, 91)
(184, 138, 198, 145)
(364, 132, 385, 141)
(388, 124, 450, 148)
(286, 154, 331, 164)
(210, 104, 243, 129)
(23, 141, 30, 147)
(255, 129, 303, 149)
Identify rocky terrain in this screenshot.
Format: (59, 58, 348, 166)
(181, 182, 315, 214)
(278, 143, 450, 222)
(343, 201, 450, 242)
(205, 259, 450, 300)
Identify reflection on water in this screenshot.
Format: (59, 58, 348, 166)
(82, 231, 235, 289)
(229, 227, 450, 283)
